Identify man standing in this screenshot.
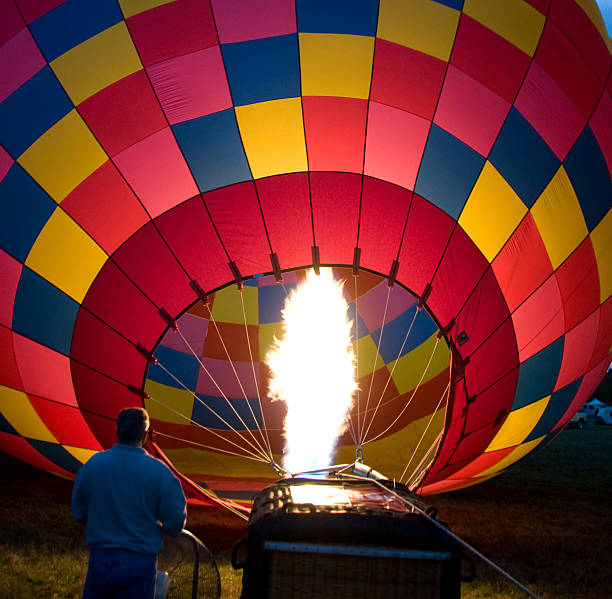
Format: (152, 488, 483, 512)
(72, 407, 187, 599)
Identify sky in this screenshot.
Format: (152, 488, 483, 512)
(597, 0, 612, 35)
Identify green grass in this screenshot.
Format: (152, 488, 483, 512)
(1, 426, 611, 598)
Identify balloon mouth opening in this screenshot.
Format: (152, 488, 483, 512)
(142, 266, 452, 500)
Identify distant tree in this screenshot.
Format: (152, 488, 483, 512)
(592, 368, 612, 405)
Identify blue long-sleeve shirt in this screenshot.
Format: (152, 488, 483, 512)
(72, 444, 187, 555)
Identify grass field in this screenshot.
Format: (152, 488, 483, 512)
(1, 425, 611, 599)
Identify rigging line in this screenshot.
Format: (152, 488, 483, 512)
(406, 430, 445, 491)
(204, 301, 270, 450)
(358, 284, 392, 447)
(361, 306, 420, 443)
(363, 336, 441, 445)
(174, 325, 270, 460)
(153, 361, 270, 462)
(400, 381, 450, 484)
(354, 276, 361, 446)
(239, 290, 274, 460)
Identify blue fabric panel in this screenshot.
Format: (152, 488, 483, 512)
(296, 0, 379, 36)
(525, 378, 582, 441)
(192, 394, 262, 431)
(0, 67, 72, 158)
(258, 283, 295, 324)
(29, 0, 123, 62)
(173, 110, 252, 192)
(147, 346, 200, 390)
(432, 0, 464, 9)
(489, 108, 560, 208)
(349, 306, 369, 339)
(371, 306, 438, 363)
(12, 267, 79, 356)
(563, 125, 612, 232)
(511, 336, 565, 410)
(28, 439, 83, 473)
(415, 125, 485, 219)
(0, 413, 18, 435)
(221, 34, 301, 106)
(0, 164, 56, 262)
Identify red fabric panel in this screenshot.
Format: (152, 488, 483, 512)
(78, 70, 167, 157)
(554, 308, 599, 391)
(0, 326, 23, 390)
(549, 0, 611, 84)
(111, 221, 196, 316)
(450, 14, 531, 103)
(523, 0, 549, 12)
(302, 96, 367, 173)
(464, 368, 517, 435)
(81, 260, 161, 348)
(397, 195, 455, 298)
(465, 318, 519, 398)
(126, 0, 218, 67)
(155, 196, 230, 292)
(310, 172, 360, 266)
(512, 274, 564, 362)
(427, 225, 489, 330)
(202, 322, 258, 361)
(61, 162, 150, 255)
(0, 431, 72, 477)
(358, 178, 412, 277)
(72, 361, 140, 449)
(370, 38, 446, 120)
(492, 213, 553, 312)
(589, 295, 612, 369)
(71, 309, 147, 386)
(555, 237, 600, 331)
(0, 0, 24, 44)
(28, 396, 102, 449)
(444, 445, 516, 481)
(453, 267, 510, 358)
(203, 181, 271, 277)
(590, 91, 612, 178)
(534, 20, 604, 119)
(256, 173, 312, 270)
(15, 0, 63, 23)
(0, 248, 21, 328)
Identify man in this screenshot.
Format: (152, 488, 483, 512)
(72, 407, 187, 599)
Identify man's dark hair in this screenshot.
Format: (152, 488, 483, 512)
(116, 407, 150, 445)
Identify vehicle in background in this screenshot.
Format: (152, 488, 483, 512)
(583, 399, 605, 419)
(569, 409, 589, 429)
(595, 406, 612, 425)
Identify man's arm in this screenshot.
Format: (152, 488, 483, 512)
(158, 470, 187, 536)
(71, 466, 89, 524)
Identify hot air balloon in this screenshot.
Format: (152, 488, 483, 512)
(0, 0, 611, 509)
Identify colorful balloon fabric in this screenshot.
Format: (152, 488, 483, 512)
(0, 0, 611, 502)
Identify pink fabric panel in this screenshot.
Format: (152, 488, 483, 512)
(364, 102, 429, 191)
(515, 61, 585, 161)
(196, 358, 260, 397)
(434, 65, 511, 157)
(554, 308, 599, 391)
(357, 281, 416, 332)
(159, 313, 207, 355)
(590, 90, 612, 178)
(114, 127, 199, 219)
(0, 249, 21, 328)
(0, 146, 13, 182)
(512, 275, 564, 362)
(211, 0, 296, 43)
(147, 46, 232, 125)
(0, 27, 45, 102)
(13, 333, 78, 407)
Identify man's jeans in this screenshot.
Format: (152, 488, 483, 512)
(82, 547, 156, 599)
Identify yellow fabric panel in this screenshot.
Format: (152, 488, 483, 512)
(299, 33, 374, 99)
(463, 0, 545, 57)
(210, 285, 259, 325)
(377, 0, 460, 61)
(119, 0, 175, 18)
(590, 208, 612, 302)
(574, 0, 612, 51)
(352, 334, 384, 378)
(64, 446, 98, 464)
(50, 22, 142, 105)
(531, 166, 588, 269)
(459, 162, 528, 263)
(18, 111, 108, 203)
(259, 322, 284, 361)
(389, 333, 450, 394)
(164, 447, 280, 479)
(25, 208, 108, 304)
(235, 98, 308, 179)
(486, 396, 549, 452)
(0, 385, 57, 442)
(145, 380, 195, 425)
(477, 435, 545, 477)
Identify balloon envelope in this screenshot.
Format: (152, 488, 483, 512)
(0, 0, 611, 500)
